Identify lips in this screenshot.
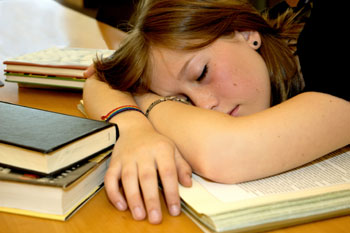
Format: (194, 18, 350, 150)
(228, 105, 240, 117)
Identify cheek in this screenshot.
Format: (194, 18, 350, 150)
(211, 57, 270, 102)
(213, 73, 239, 97)
(210, 62, 250, 98)
(207, 62, 231, 92)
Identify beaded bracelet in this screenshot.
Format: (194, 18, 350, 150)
(101, 105, 144, 122)
(145, 96, 190, 118)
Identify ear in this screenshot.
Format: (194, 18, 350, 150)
(240, 31, 261, 50)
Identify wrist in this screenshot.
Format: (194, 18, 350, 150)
(101, 105, 144, 122)
(134, 93, 162, 112)
(145, 96, 190, 117)
(108, 109, 153, 135)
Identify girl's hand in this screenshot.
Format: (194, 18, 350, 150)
(83, 64, 96, 78)
(104, 124, 192, 224)
(83, 63, 192, 224)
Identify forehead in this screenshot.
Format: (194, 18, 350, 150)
(150, 46, 195, 77)
(149, 37, 236, 79)
(149, 46, 197, 94)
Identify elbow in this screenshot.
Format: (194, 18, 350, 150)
(194, 164, 238, 184)
(191, 146, 264, 184)
(195, 161, 256, 184)
(191, 151, 244, 184)
(81, 77, 103, 120)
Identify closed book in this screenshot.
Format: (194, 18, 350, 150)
(180, 146, 350, 233)
(0, 101, 118, 174)
(3, 47, 114, 78)
(3, 47, 114, 90)
(0, 149, 112, 221)
(5, 73, 85, 90)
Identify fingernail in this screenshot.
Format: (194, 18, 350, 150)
(149, 209, 161, 223)
(170, 204, 180, 216)
(116, 201, 126, 211)
(133, 207, 145, 220)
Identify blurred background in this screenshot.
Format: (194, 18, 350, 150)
(55, 0, 300, 32)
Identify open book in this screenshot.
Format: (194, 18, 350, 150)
(179, 146, 350, 233)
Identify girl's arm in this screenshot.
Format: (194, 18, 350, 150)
(83, 77, 192, 224)
(136, 92, 350, 184)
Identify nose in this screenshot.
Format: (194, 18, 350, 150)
(188, 90, 219, 110)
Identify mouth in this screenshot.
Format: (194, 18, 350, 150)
(228, 105, 240, 117)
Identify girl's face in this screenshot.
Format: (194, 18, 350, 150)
(149, 31, 271, 117)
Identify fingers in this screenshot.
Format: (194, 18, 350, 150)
(104, 136, 189, 224)
(157, 154, 181, 217)
(104, 158, 128, 211)
(83, 64, 96, 78)
(138, 159, 163, 224)
(122, 162, 147, 221)
(175, 149, 193, 187)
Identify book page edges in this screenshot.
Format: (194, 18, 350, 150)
(183, 204, 350, 233)
(179, 179, 350, 216)
(0, 185, 103, 221)
(0, 126, 115, 174)
(5, 73, 86, 81)
(5, 65, 86, 78)
(0, 149, 111, 189)
(5, 75, 85, 89)
(4, 61, 87, 69)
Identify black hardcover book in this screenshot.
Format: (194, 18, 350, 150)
(0, 101, 118, 174)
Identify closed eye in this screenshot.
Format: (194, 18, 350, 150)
(196, 64, 208, 82)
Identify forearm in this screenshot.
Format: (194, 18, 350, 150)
(139, 92, 350, 183)
(83, 76, 152, 133)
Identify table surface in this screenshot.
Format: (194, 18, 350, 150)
(0, 0, 349, 232)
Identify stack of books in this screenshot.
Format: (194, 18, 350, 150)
(0, 101, 118, 220)
(179, 146, 350, 233)
(3, 47, 114, 90)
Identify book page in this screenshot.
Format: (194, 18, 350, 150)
(195, 147, 350, 203)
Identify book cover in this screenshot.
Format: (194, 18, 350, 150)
(3, 47, 115, 78)
(179, 146, 350, 232)
(0, 101, 118, 174)
(0, 148, 112, 188)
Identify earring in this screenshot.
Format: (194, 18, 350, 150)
(253, 41, 259, 46)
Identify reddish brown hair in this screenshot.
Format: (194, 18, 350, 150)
(95, 0, 304, 105)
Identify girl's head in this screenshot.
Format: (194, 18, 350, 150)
(95, 0, 304, 115)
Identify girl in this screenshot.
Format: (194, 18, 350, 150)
(83, 0, 350, 225)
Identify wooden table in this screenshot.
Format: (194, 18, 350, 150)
(0, 0, 349, 232)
